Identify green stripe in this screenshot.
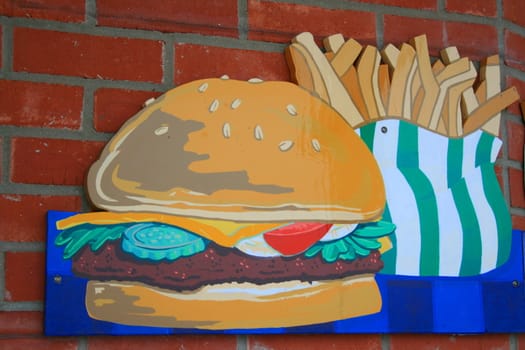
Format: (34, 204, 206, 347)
(397, 121, 440, 275)
(451, 179, 482, 276)
(447, 137, 463, 188)
(475, 132, 495, 166)
(480, 163, 512, 267)
(359, 123, 376, 152)
(379, 204, 397, 274)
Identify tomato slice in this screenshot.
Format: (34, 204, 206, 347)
(263, 222, 332, 256)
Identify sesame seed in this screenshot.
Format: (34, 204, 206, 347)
(154, 125, 169, 136)
(279, 140, 294, 151)
(222, 123, 231, 138)
(231, 98, 242, 109)
(312, 139, 321, 152)
(254, 125, 264, 140)
(198, 82, 208, 92)
(209, 99, 219, 113)
(220, 74, 230, 80)
(286, 104, 298, 116)
(248, 78, 263, 83)
(143, 97, 156, 107)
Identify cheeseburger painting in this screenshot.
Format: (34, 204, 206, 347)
(47, 32, 520, 333)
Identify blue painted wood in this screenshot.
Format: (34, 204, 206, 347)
(45, 210, 525, 335)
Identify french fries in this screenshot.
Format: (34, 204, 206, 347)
(286, 33, 520, 137)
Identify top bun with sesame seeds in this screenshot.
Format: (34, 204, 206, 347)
(86, 77, 385, 223)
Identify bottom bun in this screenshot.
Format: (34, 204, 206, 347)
(86, 275, 382, 329)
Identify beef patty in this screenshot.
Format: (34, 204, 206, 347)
(72, 241, 383, 292)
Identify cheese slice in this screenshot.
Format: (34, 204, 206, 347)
(57, 212, 285, 248)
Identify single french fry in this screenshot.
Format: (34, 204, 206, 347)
(357, 46, 386, 120)
(412, 86, 424, 120)
(463, 87, 520, 135)
(293, 32, 364, 126)
(429, 60, 476, 131)
(388, 43, 416, 118)
(341, 66, 369, 120)
(411, 35, 440, 129)
(381, 43, 400, 70)
(475, 80, 488, 103)
(323, 34, 345, 54)
(480, 55, 502, 135)
(324, 52, 335, 60)
(435, 57, 470, 84)
(378, 64, 391, 111)
(285, 43, 329, 102)
(440, 46, 479, 121)
(330, 38, 363, 77)
(438, 99, 449, 135)
(432, 59, 445, 74)
(446, 78, 476, 137)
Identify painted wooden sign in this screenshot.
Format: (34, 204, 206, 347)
(45, 32, 524, 335)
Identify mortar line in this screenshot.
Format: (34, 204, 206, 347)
(0, 301, 44, 312)
(375, 11, 384, 48)
(0, 125, 113, 141)
(0, 183, 84, 196)
(381, 333, 390, 350)
(237, 334, 248, 350)
(238, 0, 248, 41)
(163, 37, 175, 88)
(85, 0, 97, 26)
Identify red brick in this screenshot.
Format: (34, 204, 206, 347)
(446, 0, 496, 17)
(0, 80, 83, 129)
(94, 88, 162, 133)
(354, 0, 436, 9)
(98, 0, 238, 37)
(10, 138, 105, 186)
(174, 44, 290, 85)
(0, 338, 78, 350)
(0, 137, 2, 181)
(0, 0, 84, 22)
(507, 119, 524, 162)
(505, 30, 525, 73)
(504, 0, 525, 28)
(5, 252, 45, 302)
(88, 335, 237, 350)
(383, 15, 444, 56)
(512, 215, 525, 231)
(390, 334, 510, 350)
(495, 165, 504, 190)
(446, 22, 498, 61)
(0, 312, 43, 335)
(509, 167, 525, 208)
(248, 334, 382, 350)
(0, 194, 81, 242)
(506, 77, 525, 116)
(13, 28, 163, 83)
(248, 1, 376, 44)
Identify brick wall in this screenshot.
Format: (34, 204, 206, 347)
(0, 0, 524, 349)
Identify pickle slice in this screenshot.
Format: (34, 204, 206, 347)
(122, 223, 207, 261)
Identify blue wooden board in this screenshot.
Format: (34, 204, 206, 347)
(45, 210, 525, 335)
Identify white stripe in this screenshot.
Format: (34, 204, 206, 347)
(435, 190, 463, 276)
(372, 120, 421, 275)
(464, 168, 499, 273)
(418, 126, 449, 192)
(462, 130, 482, 178)
(490, 138, 502, 163)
